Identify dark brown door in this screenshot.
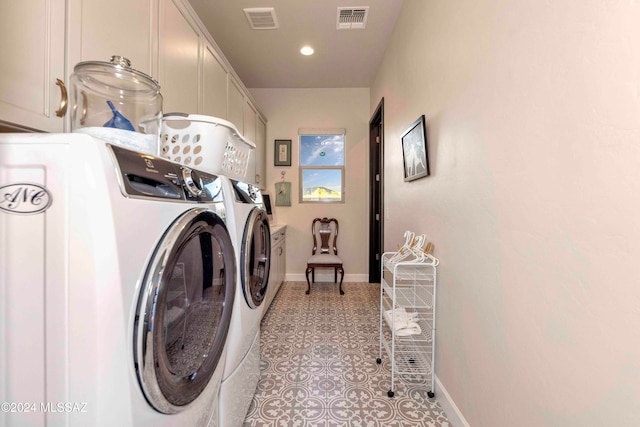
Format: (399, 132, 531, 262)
(368, 99, 384, 283)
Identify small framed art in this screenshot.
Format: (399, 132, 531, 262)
(274, 139, 292, 166)
(275, 182, 291, 206)
(401, 115, 430, 182)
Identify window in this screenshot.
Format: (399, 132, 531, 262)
(299, 130, 345, 203)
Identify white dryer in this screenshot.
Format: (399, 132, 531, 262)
(218, 176, 271, 427)
(0, 133, 236, 427)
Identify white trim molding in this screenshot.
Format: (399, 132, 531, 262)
(435, 375, 471, 427)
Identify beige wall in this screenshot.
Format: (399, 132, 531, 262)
(371, 0, 640, 426)
(250, 88, 370, 282)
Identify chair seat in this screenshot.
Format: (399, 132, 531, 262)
(307, 254, 342, 265)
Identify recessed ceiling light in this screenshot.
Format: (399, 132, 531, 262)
(300, 46, 314, 56)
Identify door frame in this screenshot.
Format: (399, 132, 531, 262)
(368, 98, 384, 283)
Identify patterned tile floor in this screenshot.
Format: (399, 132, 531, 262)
(243, 281, 451, 427)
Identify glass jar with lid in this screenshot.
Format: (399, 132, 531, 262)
(69, 56, 163, 153)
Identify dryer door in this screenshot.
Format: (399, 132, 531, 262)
(134, 208, 236, 414)
(241, 207, 271, 309)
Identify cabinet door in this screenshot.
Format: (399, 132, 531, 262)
(227, 76, 244, 134)
(159, 0, 200, 114)
(243, 101, 256, 142)
(202, 43, 228, 119)
(255, 115, 267, 188)
(264, 236, 283, 316)
(68, 0, 156, 76)
(270, 241, 281, 305)
(278, 238, 286, 285)
(0, 0, 66, 132)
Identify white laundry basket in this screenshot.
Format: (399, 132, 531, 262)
(160, 113, 256, 182)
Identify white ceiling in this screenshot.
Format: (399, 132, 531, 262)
(187, 0, 405, 88)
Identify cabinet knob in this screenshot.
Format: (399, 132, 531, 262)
(55, 78, 67, 117)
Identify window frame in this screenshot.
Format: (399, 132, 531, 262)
(298, 130, 346, 204)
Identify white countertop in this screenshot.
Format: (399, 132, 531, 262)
(269, 223, 286, 234)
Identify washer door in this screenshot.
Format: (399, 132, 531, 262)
(134, 208, 236, 414)
(241, 207, 271, 309)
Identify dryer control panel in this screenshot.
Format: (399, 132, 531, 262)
(230, 178, 262, 204)
(110, 144, 223, 202)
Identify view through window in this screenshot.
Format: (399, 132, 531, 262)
(299, 133, 345, 203)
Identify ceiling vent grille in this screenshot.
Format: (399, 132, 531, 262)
(243, 7, 279, 30)
(337, 6, 369, 29)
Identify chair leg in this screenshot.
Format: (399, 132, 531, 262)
(305, 267, 313, 295)
(338, 267, 344, 295)
(334, 268, 337, 283)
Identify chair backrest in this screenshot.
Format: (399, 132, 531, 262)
(311, 217, 339, 256)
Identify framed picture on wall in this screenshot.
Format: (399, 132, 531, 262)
(274, 139, 292, 166)
(401, 115, 430, 182)
(275, 182, 291, 206)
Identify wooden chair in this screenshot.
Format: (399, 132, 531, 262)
(305, 217, 344, 295)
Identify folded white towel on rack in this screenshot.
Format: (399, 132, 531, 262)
(383, 307, 422, 336)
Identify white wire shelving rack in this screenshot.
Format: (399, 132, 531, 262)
(377, 251, 439, 398)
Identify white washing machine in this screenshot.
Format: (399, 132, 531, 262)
(217, 176, 271, 427)
(0, 133, 237, 427)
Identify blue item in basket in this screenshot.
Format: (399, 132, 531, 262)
(104, 101, 135, 131)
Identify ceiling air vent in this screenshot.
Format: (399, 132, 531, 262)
(337, 6, 369, 30)
(243, 7, 279, 30)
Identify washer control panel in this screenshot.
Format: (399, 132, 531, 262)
(110, 144, 223, 202)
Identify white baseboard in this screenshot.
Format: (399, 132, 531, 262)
(285, 273, 369, 283)
(435, 375, 470, 427)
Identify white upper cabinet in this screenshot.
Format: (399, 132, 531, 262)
(0, 0, 267, 181)
(202, 43, 228, 119)
(244, 101, 257, 143)
(0, 0, 66, 132)
(158, 0, 200, 115)
(228, 76, 245, 135)
(256, 115, 267, 188)
(67, 0, 156, 76)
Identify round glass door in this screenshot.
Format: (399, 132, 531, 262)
(134, 208, 236, 414)
(241, 207, 271, 309)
